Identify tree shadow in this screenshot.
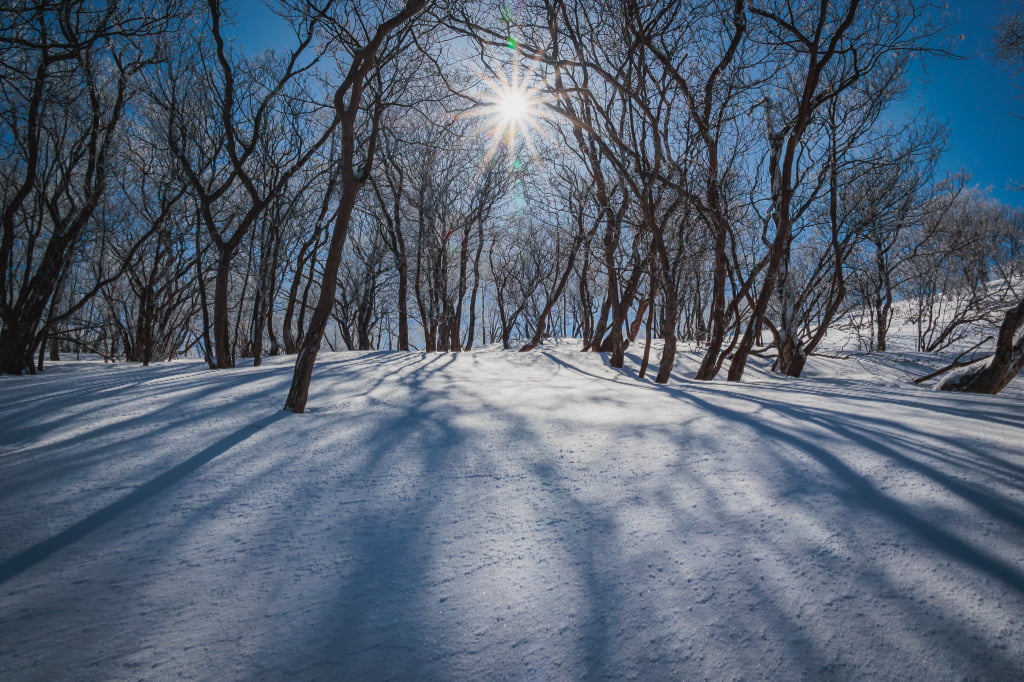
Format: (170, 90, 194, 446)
(0, 411, 288, 584)
(3, 350, 1024, 679)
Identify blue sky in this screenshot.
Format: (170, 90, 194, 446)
(232, 1, 1024, 208)
(898, 0, 1024, 206)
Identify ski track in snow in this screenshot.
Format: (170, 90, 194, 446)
(1, 345, 1023, 680)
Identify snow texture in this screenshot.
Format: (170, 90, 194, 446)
(1, 343, 1023, 680)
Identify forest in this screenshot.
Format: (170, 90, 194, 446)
(3, 0, 1024, 412)
(5, 3, 1024, 679)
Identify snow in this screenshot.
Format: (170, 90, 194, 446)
(2, 343, 1023, 679)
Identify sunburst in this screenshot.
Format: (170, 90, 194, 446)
(463, 48, 559, 172)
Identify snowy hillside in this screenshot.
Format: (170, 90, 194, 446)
(1, 344, 1023, 680)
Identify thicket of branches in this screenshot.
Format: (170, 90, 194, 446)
(3, 0, 1023, 406)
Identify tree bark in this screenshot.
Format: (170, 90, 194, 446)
(285, 177, 364, 412)
(938, 298, 1024, 394)
(284, 0, 427, 413)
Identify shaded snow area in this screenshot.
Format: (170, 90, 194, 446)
(2, 344, 1024, 680)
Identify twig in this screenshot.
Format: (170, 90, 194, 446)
(912, 336, 993, 385)
(811, 352, 851, 360)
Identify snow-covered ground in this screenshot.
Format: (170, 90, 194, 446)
(1, 343, 1023, 680)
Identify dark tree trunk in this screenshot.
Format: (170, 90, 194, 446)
(464, 221, 485, 351)
(211, 248, 234, 368)
(49, 333, 60, 362)
(267, 308, 281, 356)
(875, 294, 891, 352)
(284, 0, 426, 412)
(195, 226, 216, 370)
(396, 255, 410, 350)
(250, 285, 266, 367)
(939, 298, 1024, 394)
(638, 286, 656, 379)
(449, 224, 473, 352)
(776, 335, 807, 377)
(696, 225, 728, 380)
(0, 325, 38, 375)
(282, 269, 302, 354)
(649, 221, 678, 385)
(285, 179, 363, 412)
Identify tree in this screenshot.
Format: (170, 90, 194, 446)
(284, 0, 429, 413)
(0, 0, 180, 374)
(638, 0, 754, 381)
(938, 297, 1024, 394)
(158, 0, 342, 369)
(726, 0, 941, 381)
(937, 8, 1024, 394)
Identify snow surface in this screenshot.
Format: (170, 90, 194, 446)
(1, 342, 1023, 680)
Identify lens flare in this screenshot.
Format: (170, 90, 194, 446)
(463, 55, 557, 173)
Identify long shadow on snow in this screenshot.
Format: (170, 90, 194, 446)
(259, 353, 482, 678)
(549, 352, 1024, 588)
(0, 411, 289, 584)
(1, 350, 495, 675)
(0, 364, 293, 508)
(552, 350, 1024, 674)
(616, 343, 1024, 432)
(480, 393, 625, 679)
(692, 397, 1024, 593)
(571, 352, 1024, 524)
(740, 376, 1024, 431)
(480, 362, 837, 678)
(0, 352, 424, 551)
(0, 362, 211, 443)
(0, 360, 282, 451)
(696, 386, 1024, 533)
(266, 351, 670, 678)
(0, 352, 438, 677)
(8, 349, 1019, 677)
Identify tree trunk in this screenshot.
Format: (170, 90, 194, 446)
(211, 247, 234, 368)
(267, 308, 281, 356)
(281, 0, 428, 409)
(396, 253, 410, 351)
(638, 284, 656, 379)
(696, 224, 729, 380)
(776, 334, 807, 377)
(284, 180, 363, 412)
(656, 299, 678, 384)
(48, 333, 60, 362)
(464, 221, 485, 351)
(0, 324, 38, 375)
(250, 285, 266, 367)
(938, 298, 1024, 394)
(648, 221, 677, 385)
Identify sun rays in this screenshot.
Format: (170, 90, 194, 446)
(462, 49, 559, 173)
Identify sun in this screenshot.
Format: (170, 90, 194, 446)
(462, 54, 558, 172)
(497, 87, 531, 123)
(476, 77, 547, 146)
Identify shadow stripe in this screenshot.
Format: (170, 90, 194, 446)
(0, 411, 287, 584)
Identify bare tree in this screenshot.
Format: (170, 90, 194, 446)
(637, 0, 756, 381)
(938, 297, 1024, 394)
(284, 0, 429, 413)
(0, 1, 180, 374)
(726, 0, 942, 381)
(157, 0, 346, 369)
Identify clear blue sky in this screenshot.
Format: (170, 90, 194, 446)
(895, 0, 1024, 207)
(232, 1, 1024, 208)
